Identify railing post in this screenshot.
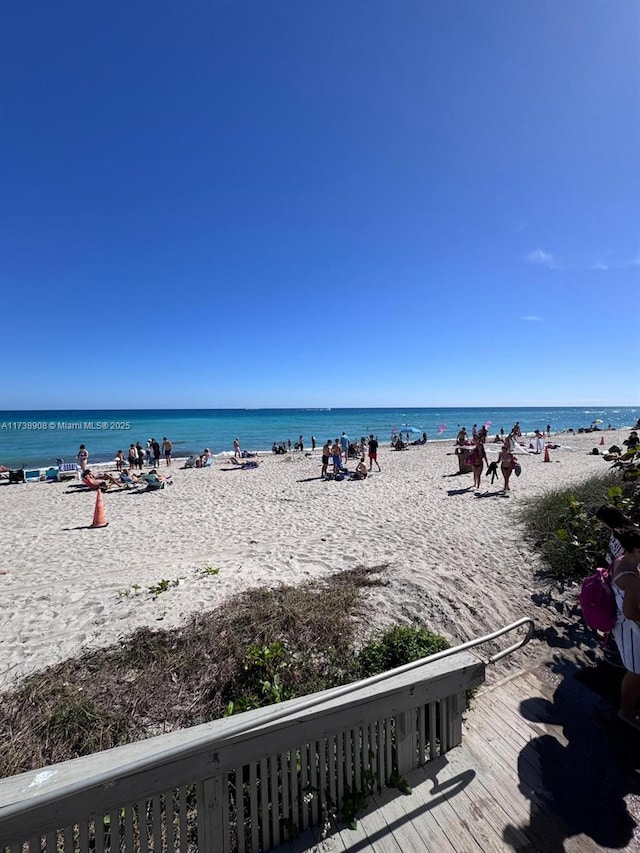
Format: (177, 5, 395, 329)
(395, 710, 417, 776)
(197, 774, 225, 852)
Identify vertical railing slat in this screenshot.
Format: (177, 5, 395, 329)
(259, 757, 269, 850)
(439, 697, 449, 753)
(309, 740, 319, 827)
(417, 705, 426, 764)
(221, 774, 231, 853)
(336, 731, 344, 808)
(123, 803, 135, 852)
(279, 752, 290, 841)
(300, 743, 309, 831)
(45, 832, 57, 853)
(289, 749, 299, 839)
(249, 763, 259, 852)
(428, 701, 438, 759)
(235, 770, 246, 853)
(109, 811, 120, 853)
(164, 791, 175, 853)
(384, 718, 393, 779)
(317, 738, 327, 828)
(178, 786, 188, 853)
(269, 754, 280, 848)
(79, 820, 91, 853)
(138, 800, 149, 853)
(327, 734, 336, 810)
(151, 794, 162, 852)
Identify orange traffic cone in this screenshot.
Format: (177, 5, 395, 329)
(600, 436, 605, 446)
(543, 446, 551, 463)
(91, 489, 108, 528)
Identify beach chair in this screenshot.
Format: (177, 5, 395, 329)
(24, 469, 41, 483)
(58, 462, 80, 481)
(45, 467, 60, 482)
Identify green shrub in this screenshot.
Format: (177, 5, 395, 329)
(518, 471, 634, 585)
(358, 625, 449, 677)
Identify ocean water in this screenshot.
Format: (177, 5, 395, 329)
(0, 406, 637, 469)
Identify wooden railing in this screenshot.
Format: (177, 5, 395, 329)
(0, 618, 533, 852)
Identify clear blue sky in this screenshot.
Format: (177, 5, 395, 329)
(2, 0, 638, 409)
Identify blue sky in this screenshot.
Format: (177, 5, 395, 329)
(2, 0, 638, 408)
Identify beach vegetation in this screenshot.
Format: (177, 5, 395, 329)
(1, 564, 448, 778)
(358, 625, 450, 676)
(519, 470, 639, 585)
(200, 565, 221, 576)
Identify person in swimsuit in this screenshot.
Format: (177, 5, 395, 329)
(77, 444, 89, 472)
(233, 437, 241, 457)
(610, 527, 640, 727)
(321, 440, 331, 478)
(497, 444, 516, 494)
(352, 459, 368, 480)
(127, 444, 138, 470)
(331, 439, 342, 474)
(468, 439, 488, 490)
(162, 437, 173, 466)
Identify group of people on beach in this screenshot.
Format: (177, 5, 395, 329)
(318, 433, 380, 479)
(77, 438, 173, 474)
(456, 421, 525, 494)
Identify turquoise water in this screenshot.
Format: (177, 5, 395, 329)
(0, 406, 637, 469)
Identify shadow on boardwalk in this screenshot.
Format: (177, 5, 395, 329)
(504, 658, 640, 852)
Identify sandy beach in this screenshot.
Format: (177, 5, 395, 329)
(0, 431, 622, 691)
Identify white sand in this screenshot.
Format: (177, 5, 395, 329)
(0, 431, 623, 690)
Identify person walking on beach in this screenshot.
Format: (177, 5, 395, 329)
(321, 440, 331, 478)
(311, 436, 316, 451)
(233, 437, 241, 457)
(368, 434, 381, 472)
(497, 443, 516, 494)
(151, 438, 161, 467)
(77, 444, 89, 472)
(468, 438, 488, 490)
(162, 437, 173, 466)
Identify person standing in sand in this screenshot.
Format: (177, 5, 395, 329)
(233, 437, 241, 457)
(162, 437, 173, 466)
(311, 436, 316, 451)
(340, 432, 349, 464)
(331, 439, 342, 474)
(77, 444, 89, 472)
(321, 440, 331, 478)
(368, 434, 381, 472)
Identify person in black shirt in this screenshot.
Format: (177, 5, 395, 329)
(368, 434, 381, 472)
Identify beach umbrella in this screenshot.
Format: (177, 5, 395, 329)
(437, 424, 447, 434)
(593, 419, 603, 424)
(484, 420, 492, 430)
(398, 425, 423, 434)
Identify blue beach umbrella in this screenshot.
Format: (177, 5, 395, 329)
(397, 425, 423, 434)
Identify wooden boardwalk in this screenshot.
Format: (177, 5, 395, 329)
(275, 662, 640, 853)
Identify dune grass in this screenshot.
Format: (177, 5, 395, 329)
(0, 565, 449, 779)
